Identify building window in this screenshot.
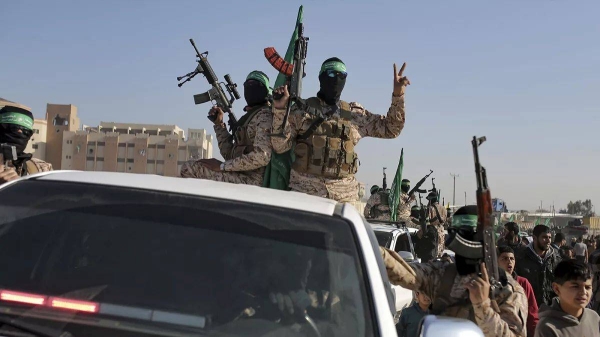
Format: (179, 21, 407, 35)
(89, 149, 94, 154)
(53, 115, 69, 126)
(33, 129, 39, 134)
(32, 144, 38, 149)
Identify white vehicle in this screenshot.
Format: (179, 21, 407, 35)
(0, 171, 399, 337)
(369, 223, 419, 314)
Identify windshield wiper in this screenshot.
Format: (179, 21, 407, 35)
(0, 316, 72, 337)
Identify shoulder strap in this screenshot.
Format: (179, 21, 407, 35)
(339, 100, 352, 120)
(430, 264, 458, 314)
(297, 97, 325, 141)
(236, 105, 264, 129)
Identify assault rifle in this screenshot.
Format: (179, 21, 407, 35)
(408, 169, 433, 196)
(472, 136, 502, 297)
(177, 39, 241, 132)
(264, 23, 309, 138)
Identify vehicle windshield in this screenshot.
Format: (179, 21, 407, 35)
(374, 231, 393, 248)
(0, 180, 374, 337)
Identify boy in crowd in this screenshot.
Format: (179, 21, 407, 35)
(498, 246, 539, 337)
(397, 291, 430, 337)
(536, 259, 600, 337)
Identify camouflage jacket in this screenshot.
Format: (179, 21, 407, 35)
(364, 191, 391, 220)
(16, 157, 53, 176)
(214, 105, 272, 172)
(270, 95, 405, 203)
(380, 247, 528, 337)
(364, 191, 414, 221)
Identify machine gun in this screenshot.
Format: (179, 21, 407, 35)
(264, 22, 309, 137)
(472, 136, 502, 297)
(177, 39, 241, 132)
(408, 169, 433, 196)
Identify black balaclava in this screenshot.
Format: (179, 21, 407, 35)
(243, 71, 271, 108)
(445, 205, 481, 276)
(317, 57, 347, 106)
(0, 105, 34, 154)
(410, 205, 420, 218)
(401, 179, 410, 193)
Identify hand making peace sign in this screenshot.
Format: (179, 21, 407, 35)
(393, 62, 410, 96)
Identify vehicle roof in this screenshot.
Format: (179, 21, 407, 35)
(370, 223, 418, 234)
(12, 171, 339, 216)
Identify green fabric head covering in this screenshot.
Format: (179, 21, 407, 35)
(451, 214, 479, 228)
(370, 185, 380, 195)
(0, 111, 34, 130)
(401, 179, 410, 186)
(319, 58, 347, 75)
(245, 71, 272, 95)
(411, 205, 420, 211)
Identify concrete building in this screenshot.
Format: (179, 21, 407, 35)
(23, 103, 213, 177)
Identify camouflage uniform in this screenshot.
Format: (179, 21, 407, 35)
(180, 106, 272, 185)
(364, 190, 415, 222)
(364, 191, 391, 220)
(271, 95, 405, 203)
(428, 202, 448, 257)
(380, 247, 528, 337)
(18, 158, 53, 175)
(398, 192, 415, 219)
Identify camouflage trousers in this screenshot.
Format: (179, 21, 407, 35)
(180, 160, 265, 186)
(288, 170, 360, 203)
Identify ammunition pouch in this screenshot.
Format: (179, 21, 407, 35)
(292, 97, 359, 179)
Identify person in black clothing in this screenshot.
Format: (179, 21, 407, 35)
(497, 221, 526, 252)
(515, 224, 562, 307)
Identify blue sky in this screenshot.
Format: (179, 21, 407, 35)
(2, 0, 599, 211)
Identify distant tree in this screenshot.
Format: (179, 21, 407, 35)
(558, 209, 568, 214)
(565, 199, 595, 217)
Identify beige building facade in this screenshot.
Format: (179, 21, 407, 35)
(25, 103, 213, 177)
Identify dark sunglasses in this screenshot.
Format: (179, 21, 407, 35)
(325, 69, 347, 79)
(4, 124, 33, 137)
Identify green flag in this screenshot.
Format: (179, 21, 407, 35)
(508, 214, 516, 222)
(544, 218, 551, 226)
(388, 148, 404, 222)
(534, 218, 540, 226)
(262, 5, 303, 190)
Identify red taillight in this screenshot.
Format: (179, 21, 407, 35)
(49, 297, 99, 313)
(0, 290, 47, 305)
(0, 289, 99, 313)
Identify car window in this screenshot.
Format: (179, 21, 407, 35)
(0, 180, 375, 337)
(394, 233, 412, 253)
(374, 231, 393, 248)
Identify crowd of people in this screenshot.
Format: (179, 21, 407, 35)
(390, 215, 600, 337)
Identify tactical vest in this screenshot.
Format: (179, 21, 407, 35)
(231, 106, 263, 159)
(293, 97, 359, 179)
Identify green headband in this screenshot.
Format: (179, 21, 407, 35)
(451, 214, 479, 228)
(320, 61, 347, 75)
(401, 180, 410, 186)
(0, 112, 33, 130)
(246, 71, 272, 95)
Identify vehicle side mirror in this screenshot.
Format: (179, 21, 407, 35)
(419, 315, 483, 337)
(397, 251, 415, 262)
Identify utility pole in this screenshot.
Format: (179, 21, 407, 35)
(450, 173, 459, 206)
(464, 191, 467, 206)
